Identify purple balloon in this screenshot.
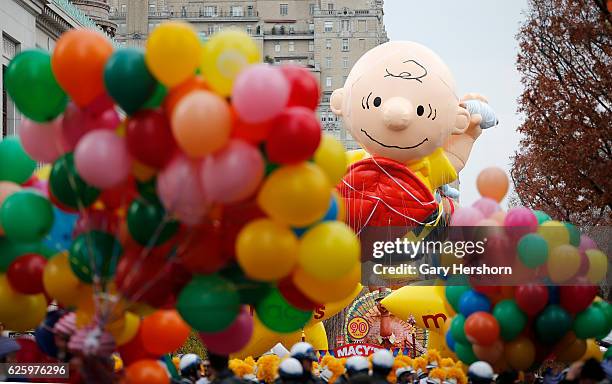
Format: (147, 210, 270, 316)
(199, 307, 253, 355)
(157, 154, 209, 226)
(74, 130, 131, 189)
(450, 206, 485, 226)
(200, 139, 264, 204)
(232, 64, 290, 124)
(472, 197, 501, 218)
(578, 234, 598, 252)
(62, 102, 120, 150)
(504, 207, 538, 240)
(18, 118, 68, 163)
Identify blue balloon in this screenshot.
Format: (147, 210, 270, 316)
(42, 207, 78, 252)
(458, 290, 491, 317)
(35, 310, 64, 358)
(445, 330, 456, 351)
(292, 195, 339, 237)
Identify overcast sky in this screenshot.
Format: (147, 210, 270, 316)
(383, 0, 528, 206)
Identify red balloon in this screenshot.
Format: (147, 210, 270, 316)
(265, 107, 321, 164)
(72, 209, 121, 238)
(515, 284, 549, 316)
(280, 65, 320, 111)
(118, 327, 158, 366)
(473, 286, 501, 298)
(126, 110, 177, 169)
(464, 311, 500, 346)
(559, 285, 598, 314)
(231, 108, 273, 144)
(7, 254, 47, 294)
(99, 177, 137, 210)
(199, 307, 254, 355)
(220, 199, 266, 258)
(278, 276, 318, 311)
(125, 359, 170, 384)
(177, 222, 228, 274)
(14, 338, 44, 363)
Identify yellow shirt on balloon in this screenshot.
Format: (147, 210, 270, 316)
(345, 147, 457, 192)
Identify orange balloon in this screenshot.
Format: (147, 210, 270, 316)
(171, 90, 231, 157)
(51, 29, 113, 107)
(473, 340, 504, 364)
(476, 167, 509, 202)
(293, 263, 361, 303)
(164, 75, 208, 116)
(141, 309, 191, 355)
(504, 336, 535, 371)
(125, 359, 170, 384)
(0, 181, 21, 234)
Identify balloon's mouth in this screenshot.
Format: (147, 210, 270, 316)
(360, 129, 428, 150)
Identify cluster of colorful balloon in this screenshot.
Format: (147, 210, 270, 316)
(443, 167, 610, 371)
(0, 22, 358, 381)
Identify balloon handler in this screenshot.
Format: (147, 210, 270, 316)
(331, 41, 498, 234)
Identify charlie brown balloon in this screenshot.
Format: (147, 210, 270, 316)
(332, 41, 493, 231)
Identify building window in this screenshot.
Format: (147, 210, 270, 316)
(231, 6, 243, 17)
(121, 4, 126, 13)
(247, 25, 253, 35)
(149, 3, 156, 15)
(280, 4, 288, 16)
(343, 57, 349, 69)
(358, 19, 367, 32)
(308, 41, 314, 52)
(342, 39, 349, 51)
(328, 3, 334, 11)
(341, 19, 350, 31)
(288, 41, 295, 52)
(326, 57, 332, 69)
(289, 26, 295, 34)
(324, 21, 333, 33)
(359, 39, 366, 49)
(309, 23, 314, 33)
(204, 6, 217, 17)
(275, 43, 281, 52)
(208, 25, 215, 35)
(247, 5, 254, 16)
(309, 3, 315, 15)
(326, 76, 332, 88)
(325, 39, 332, 49)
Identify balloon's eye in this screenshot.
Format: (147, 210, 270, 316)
(373, 97, 381, 107)
(417, 105, 425, 116)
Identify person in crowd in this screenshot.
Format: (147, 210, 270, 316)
(468, 361, 494, 384)
(278, 357, 305, 384)
(290, 342, 322, 384)
(395, 365, 415, 384)
(209, 353, 244, 384)
(336, 356, 370, 384)
(371, 349, 394, 384)
(180, 353, 206, 384)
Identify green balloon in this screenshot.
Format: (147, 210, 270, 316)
(127, 198, 179, 246)
(493, 299, 527, 341)
(455, 341, 477, 364)
(256, 288, 312, 333)
(446, 285, 471, 313)
(533, 210, 551, 225)
(0, 191, 54, 243)
(136, 178, 158, 201)
(69, 231, 122, 283)
(142, 83, 167, 109)
(104, 48, 158, 115)
(220, 264, 272, 305)
(4, 50, 67, 122)
(592, 301, 612, 331)
(563, 223, 581, 247)
(574, 305, 608, 339)
(49, 153, 100, 209)
(517, 233, 549, 268)
(177, 274, 240, 332)
(450, 314, 468, 344)
(0, 137, 36, 183)
(536, 305, 572, 344)
(0, 237, 51, 271)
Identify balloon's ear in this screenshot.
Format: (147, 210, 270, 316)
(453, 105, 470, 135)
(330, 88, 344, 116)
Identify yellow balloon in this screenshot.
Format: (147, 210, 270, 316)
(0, 274, 23, 323)
(314, 135, 347, 185)
(304, 322, 328, 350)
(293, 263, 360, 303)
(201, 29, 261, 96)
(145, 22, 202, 87)
(127, 301, 157, 317)
(428, 330, 455, 358)
(537, 220, 569, 250)
(381, 285, 449, 333)
(306, 284, 363, 326)
(580, 339, 603, 361)
(298, 221, 359, 281)
(585, 249, 608, 284)
(34, 164, 51, 181)
(547, 244, 581, 283)
(43, 252, 90, 307)
(110, 312, 141, 346)
(258, 163, 331, 227)
(237, 219, 298, 281)
(4, 293, 47, 332)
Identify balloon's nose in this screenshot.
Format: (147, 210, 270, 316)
(382, 97, 414, 131)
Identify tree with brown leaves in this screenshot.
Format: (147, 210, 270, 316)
(512, 0, 611, 225)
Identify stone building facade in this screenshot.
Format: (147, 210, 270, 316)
(109, 0, 388, 149)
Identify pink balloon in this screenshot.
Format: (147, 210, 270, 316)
(200, 140, 264, 204)
(157, 154, 209, 226)
(472, 197, 501, 218)
(199, 307, 253, 355)
(503, 207, 538, 240)
(18, 118, 68, 163)
(62, 102, 120, 150)
(74, 130, 131, 189)
(232, 64, 290, 124)
(578, 234, 598, 252)
(450, 206, 485, 226)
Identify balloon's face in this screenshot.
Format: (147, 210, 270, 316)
(332, 41, 463, 163)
